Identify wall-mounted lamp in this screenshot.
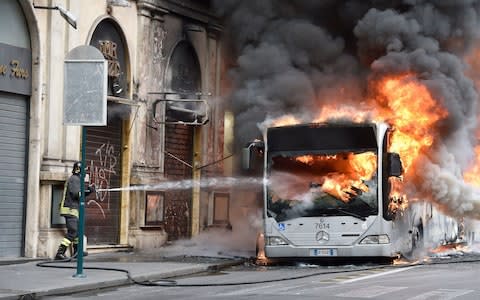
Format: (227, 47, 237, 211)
(33, 4, 77, 29)
(107, 0, 131, 7)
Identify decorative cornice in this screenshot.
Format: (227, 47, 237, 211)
(207, 23, 223, 39)
(138, 0, 220, 26)
(137, 0, 168, 18)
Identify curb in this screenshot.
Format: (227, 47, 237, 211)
(0, 258, 44, 266)
(1, 258, 246, 300)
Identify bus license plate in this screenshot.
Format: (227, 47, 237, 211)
(310, 248, 337, 256)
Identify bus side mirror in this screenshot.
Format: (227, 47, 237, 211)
(242, 140, 264, 171)
(387, 152, 403, 177)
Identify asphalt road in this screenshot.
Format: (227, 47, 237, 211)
(49, 254, 480, 300)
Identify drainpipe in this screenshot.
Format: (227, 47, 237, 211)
(191, 126, 202, 237)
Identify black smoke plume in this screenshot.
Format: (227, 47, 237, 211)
(213, 0, 480, 219)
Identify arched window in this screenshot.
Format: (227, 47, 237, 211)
(166, 41, 201, 93)
(90, 19, 128, 98)
(163, 41, 205, 124)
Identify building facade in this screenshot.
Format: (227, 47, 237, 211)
(0, 0, 231, 259)
(0, 0, 39, 258)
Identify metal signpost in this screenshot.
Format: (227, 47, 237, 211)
(63, 45, 107, 277)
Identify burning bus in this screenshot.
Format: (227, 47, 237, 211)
(213, 0, 480, 262)
(243, 121, 461, 262)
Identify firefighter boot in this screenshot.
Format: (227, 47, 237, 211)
(54, 244, 68, 260)
(72, 243, 88, 258)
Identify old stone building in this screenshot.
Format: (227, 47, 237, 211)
(0, 0, 233, 259)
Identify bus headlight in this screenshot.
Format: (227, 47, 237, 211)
(360, 234, 390, 244)
(267, 236, 289, 246)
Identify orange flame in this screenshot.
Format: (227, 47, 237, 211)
(464, 146, 480, 186)
(296, 154, 337, 164)
(388, 178, 409, 213)
(271, 115, 301, 127)
(373, 75, 448, 174)
(462, 45, 480, 187)
(269, 74, 448, 209)
(313, 105, 373, 123)
(295, 152, 377, 202)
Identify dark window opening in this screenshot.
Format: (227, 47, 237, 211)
(213, 193, 230, 226)
(51, 184, 66, 227)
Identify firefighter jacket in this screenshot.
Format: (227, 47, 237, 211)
(60, 174, 94, 217)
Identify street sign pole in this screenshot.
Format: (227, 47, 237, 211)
(74, 126, 87, 278)
(63, 45, 107, 279)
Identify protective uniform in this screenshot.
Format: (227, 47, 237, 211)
(55, 161, 95, 260)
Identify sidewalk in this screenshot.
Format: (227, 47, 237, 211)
(0, 248, 249, 299)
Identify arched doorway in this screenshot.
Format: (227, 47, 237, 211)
(163, 41, 201, 240)
(85, 18, 130, 245)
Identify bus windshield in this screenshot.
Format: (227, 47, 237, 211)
(267, 151, 378, 222)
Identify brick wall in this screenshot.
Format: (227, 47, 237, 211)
(163, 124, 194, 240)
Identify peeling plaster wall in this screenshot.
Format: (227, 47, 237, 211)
(33, 0, 138, 258)
(23, 0, 223, 258)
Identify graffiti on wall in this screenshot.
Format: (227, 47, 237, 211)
(87, 141, 118, 218)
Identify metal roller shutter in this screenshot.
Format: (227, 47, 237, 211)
(0, 93, 27, 257)
(164, 124, 194, 240)
(85, 116, 122, 245)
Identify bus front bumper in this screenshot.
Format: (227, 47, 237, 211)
(265, 243, 397, 259)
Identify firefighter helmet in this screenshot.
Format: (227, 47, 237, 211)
(72, 161, 82, 174)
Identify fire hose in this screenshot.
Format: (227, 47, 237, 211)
(36, 255, 480, 287)
(36, 258, 177, 286)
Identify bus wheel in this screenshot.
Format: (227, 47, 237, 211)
(411, 223, 424, 253)
(403, 223, 424, 260)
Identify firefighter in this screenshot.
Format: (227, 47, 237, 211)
(54, 161, 95, 260)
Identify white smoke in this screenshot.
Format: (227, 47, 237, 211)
(419, 156, 480, 219)
(158, 207, 263, 258)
